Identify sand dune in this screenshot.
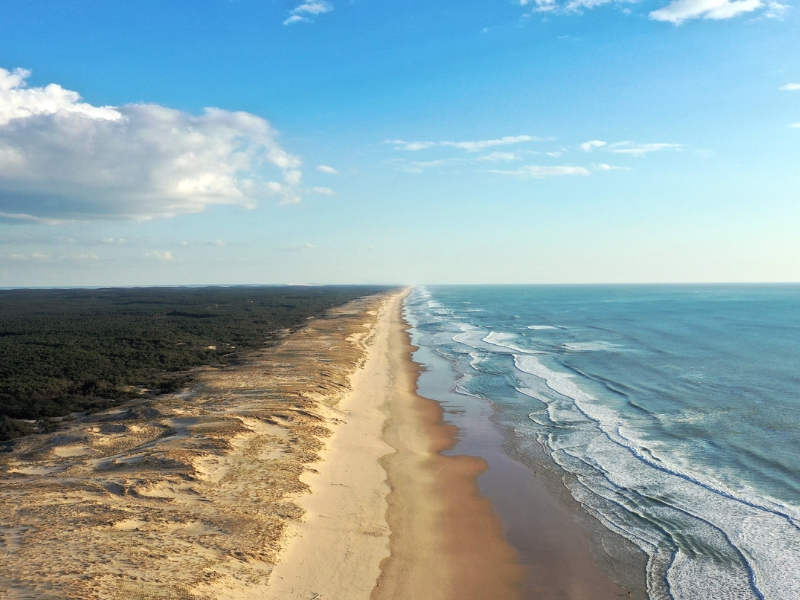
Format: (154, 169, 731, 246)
(0, 293, 388, 599)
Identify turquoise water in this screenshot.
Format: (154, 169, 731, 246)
(404, 285, 800, 600)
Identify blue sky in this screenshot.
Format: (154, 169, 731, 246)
(0, 0, 798, 285)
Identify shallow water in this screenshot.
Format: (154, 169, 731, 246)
(404, 285, 800, 600)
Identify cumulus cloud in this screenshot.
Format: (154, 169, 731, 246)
(387, 135, 539, 152)
(284, 1, 333, 25)
(0, 68, 305, 221)
(781, 83, 800, 91)
(580, 140, 608, 151)
(488, 165, 591, 178)
(317, 164, 338, 174)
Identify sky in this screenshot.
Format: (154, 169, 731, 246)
(0, 0, 798, 285)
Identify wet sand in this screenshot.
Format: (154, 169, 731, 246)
(373, 292, 525, 600)
(411, 332, 646, 599)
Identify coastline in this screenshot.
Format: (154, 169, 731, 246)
(411, 349, 643, 599)
(265, 289, 525, 599)
(374, 291, 525, 599)
(405, 287, 646, 599)
(0, 286, 637, 599)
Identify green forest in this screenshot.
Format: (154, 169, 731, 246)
(0, 286, 387, 441)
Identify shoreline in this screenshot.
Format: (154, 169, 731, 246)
(266, 288, 633, 599)
(374, 291, 525, 599)
(406, 293, 645, 599)
(265, 289, 524, 599)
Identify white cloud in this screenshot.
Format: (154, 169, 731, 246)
(565, 0, 624, 11)
(520, 0, 783, 21)
(389, 158, 463, 173)
(763, 1, 790, 17)
(0, 211, 65, 225)
(0, 68, 121, 125)
(488, 165, 591, 178)
(308, 186, 336, 195)
(283, 1, 333, 25)
(521, 0, 634, 15)
(477, 152, 521, 161)
(580, 140, 607, 152)
(412, 159, 462, 168)
(781, 83, 800, 91)
(650, 0, 762, 23)
(0, 68, 304, 221)
(607, 141, 682, 155)
(385, 139, 437, 151)
(387, 135, 539, 152)
(317, 165, 338, 174)
(441, 135, 538, 151)
(62, 252, 98, 260)
(581, 139, 681, 155)
(146, 250, 173, 261)
(292, 1, 333, 15)
(790, 123, 800, 128)
(592, 163, 630, 171)
(0, 250, 101, 261)
(3, 252, 50, 261)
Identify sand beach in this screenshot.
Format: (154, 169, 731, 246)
(0, 288, 628, 599)
(265, 290, 524, 600)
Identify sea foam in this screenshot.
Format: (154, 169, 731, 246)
(405, 286, 800, 600)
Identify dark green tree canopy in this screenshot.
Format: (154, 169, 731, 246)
(0, 285, 388, 440)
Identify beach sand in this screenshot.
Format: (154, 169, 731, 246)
(265, 290, 525, 600)
(0, 292, 390, 599)
(0, 288, 631, 599)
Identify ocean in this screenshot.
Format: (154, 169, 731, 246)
(404, 285, 800, 600)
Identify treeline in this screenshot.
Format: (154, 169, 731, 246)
(0, 286, 388, 440)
